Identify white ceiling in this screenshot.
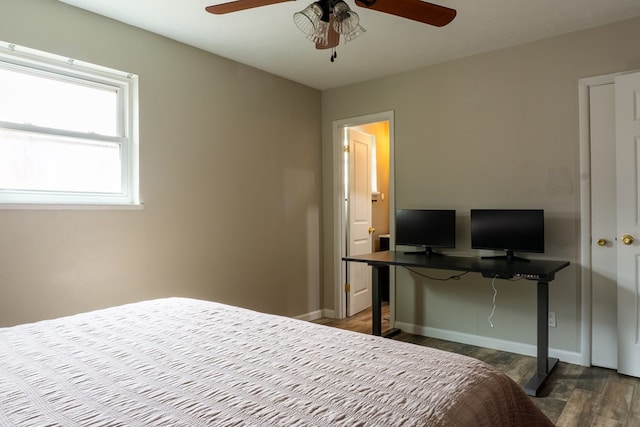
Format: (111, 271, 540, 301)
(58, 0, 640, 90)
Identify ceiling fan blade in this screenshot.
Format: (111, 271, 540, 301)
(354, 0, 456, 27)
(206, 0, 293, 15)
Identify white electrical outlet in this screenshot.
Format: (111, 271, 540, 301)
(548, 311, 557, 328)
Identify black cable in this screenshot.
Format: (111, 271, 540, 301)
(404, 267, 470, 281)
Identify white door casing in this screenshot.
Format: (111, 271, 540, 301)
(333, 110, 394, 321)
(347, 128, 373, 316)
(589, 83, 618, 369)
(615, 71, 640, 377)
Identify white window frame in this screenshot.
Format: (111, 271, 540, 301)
(0, 41, 140, 208)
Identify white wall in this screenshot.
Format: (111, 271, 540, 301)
(0, 0, 322, 326)
(321, 16, 640, 357)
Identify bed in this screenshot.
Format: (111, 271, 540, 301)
(0, 297, 552, 426)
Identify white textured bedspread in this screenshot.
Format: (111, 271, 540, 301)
(0, 298, 552, 426)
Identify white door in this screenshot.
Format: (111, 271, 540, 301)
(590, 83, 618, 369)
(615, 71, 640, 377)
(347, 128, 373, 316)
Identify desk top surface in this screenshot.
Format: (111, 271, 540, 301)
(343, 251, 570, 281)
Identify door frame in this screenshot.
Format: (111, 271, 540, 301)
(333, 111, 395, 320)
(578, 70, 637, 367)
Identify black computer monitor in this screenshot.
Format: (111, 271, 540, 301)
(395, 209, 456, 256)
(470, 209, 544, 261)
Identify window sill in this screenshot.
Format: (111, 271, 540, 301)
(0, 203, 144, 210)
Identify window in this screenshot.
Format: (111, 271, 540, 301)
(0, 41, 139, 206)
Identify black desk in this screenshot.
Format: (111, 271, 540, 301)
(343, 250, 570, 397)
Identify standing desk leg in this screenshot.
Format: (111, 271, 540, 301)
(371, 265, 382, 336)
(524, 280, 559, 396)
(370, 264, 400, 338)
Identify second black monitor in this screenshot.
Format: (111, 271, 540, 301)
(395, 209, 456, 256)
(470, 209, 544, 261)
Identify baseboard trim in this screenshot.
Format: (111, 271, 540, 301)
(295, 308, 335, 322)
(395, 322, 584, 366)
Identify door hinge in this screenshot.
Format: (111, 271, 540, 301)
(343, 145, 349, 153)
(344, 283, 350, 292)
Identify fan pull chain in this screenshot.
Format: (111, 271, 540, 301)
(330, 47, 337, 62)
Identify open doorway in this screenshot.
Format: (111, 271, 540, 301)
(333, 111, 394, 321)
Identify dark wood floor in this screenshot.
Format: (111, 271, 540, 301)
(313, 306, 640, 427)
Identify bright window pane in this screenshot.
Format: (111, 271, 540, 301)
(0, 40, 138, 206)
(0, 67, 118, 136)
(0, 130, 121, 193)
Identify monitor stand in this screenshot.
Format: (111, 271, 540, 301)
(403, 247, 445, 257)
(481, 250, 530, 262)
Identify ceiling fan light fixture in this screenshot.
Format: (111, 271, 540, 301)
(309, 20, 330, 44)
(293, 2, 323, 36)
(293, 0, 364, 61)
(334, 13, 363, 41)
(315, 14, 340, 49)
(342, 23, 366, 43)
(332, 1, 359, 34)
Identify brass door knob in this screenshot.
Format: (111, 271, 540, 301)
(368, 227, 376, 234)
(596, 238, 607, 246)
(622, 234, 634, 245)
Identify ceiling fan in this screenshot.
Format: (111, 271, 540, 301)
(205, 0, 456, 61)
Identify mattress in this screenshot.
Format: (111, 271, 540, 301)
(0, 297, 553, 426)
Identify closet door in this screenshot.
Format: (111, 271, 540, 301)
(615, 71, 640, 377)
(590, 82, 617, 369)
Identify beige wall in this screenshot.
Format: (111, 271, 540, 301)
(0, 0, 322, 326)
(322, 16, 640, 354)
